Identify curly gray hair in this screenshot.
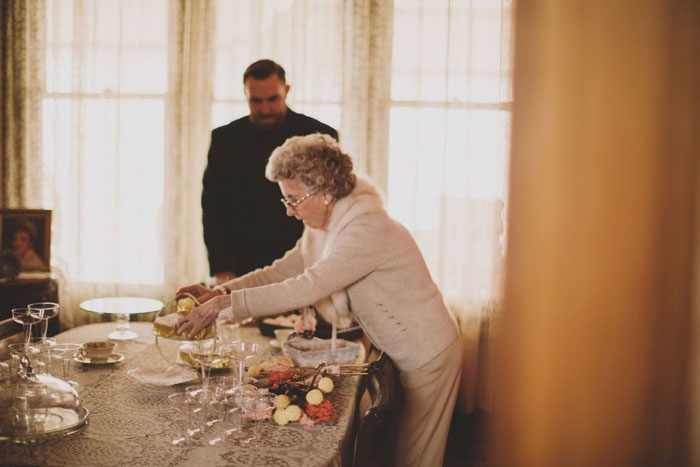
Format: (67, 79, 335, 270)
(265, 133, 356, 199)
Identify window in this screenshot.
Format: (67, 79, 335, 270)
(210, 0, 343, 130)
(388, 0, 512, 302)
(43, 0, 169, 285)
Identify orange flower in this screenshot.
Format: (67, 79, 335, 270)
(304, 399, 336, 423)
(268, 370, 295, 387)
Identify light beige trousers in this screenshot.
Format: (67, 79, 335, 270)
(395, 336, 463, 467)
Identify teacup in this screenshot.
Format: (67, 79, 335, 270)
(80, 341, 116, 362)
(273, 328, 294, 342)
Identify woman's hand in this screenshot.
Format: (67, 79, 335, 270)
(176, 293, 229, 340)
(195, 289, 221, 304)
(176, 283, 212, 301)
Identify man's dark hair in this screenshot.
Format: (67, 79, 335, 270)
(243, 59, 286, 84)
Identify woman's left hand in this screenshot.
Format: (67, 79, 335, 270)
(176, 294, 229, 340)
(176, 283, 212, 301)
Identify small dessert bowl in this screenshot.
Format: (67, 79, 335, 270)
(80, 341, 116, 362)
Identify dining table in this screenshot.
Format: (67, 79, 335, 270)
(0, 321, 365, 466)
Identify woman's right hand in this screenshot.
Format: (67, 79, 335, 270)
(176, 283, 212, 301)
(176, 294, 229, 340)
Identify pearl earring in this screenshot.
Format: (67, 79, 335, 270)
(324, 199, 330, 205)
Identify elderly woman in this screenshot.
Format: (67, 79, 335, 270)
(177, 133, 462, 466)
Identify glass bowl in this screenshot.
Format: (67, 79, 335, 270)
(0, 356, 88, 443)
(282, 337, 361, 367)
(152, 294, 215, 341)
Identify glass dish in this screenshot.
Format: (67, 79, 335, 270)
(0, 355, 89, 443)
(176, 341, 231, 370)
(152, 293, 215, 341)
(282, 337, 362, 367)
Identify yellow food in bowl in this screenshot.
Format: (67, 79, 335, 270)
(176, 350, 230, 369)
(153, 318, 178, 338)
(176, 297, 196, 318)
(152, 308, 214, 340)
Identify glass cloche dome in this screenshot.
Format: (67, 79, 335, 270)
(0, 355, 89, 443)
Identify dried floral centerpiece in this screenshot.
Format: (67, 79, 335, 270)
(249, 357, 345, 426)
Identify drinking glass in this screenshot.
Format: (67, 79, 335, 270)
(207, 394, 242, 446)
(8, 343, 40, 358)
(27, 337, 57, 347)
(27, 302, 60, 342)
(215, 319, 241, 344)
(25, 337, 57, 374)
(186, 384, 216, 404)
(11, 308, 41, 345)
(182, 340, 226, 390)
(228, 341, 259, 393)
(167, 393, 199, 446)
(240, 391, 273, 445)
(185, 384, 219, 435)
(208, 374, 239, 402)
(50, 343, 82, 387)
(217, 343, 244, 391)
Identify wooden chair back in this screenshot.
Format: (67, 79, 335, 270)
(352, 347, 394, 467)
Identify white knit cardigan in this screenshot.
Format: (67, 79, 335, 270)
(219, 176, 459, 371)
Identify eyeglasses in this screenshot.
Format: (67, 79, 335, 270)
(280, 190, 317, 210)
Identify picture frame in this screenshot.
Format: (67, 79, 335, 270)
(0, 209, 52, 272)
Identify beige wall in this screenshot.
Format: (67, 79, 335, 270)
(493, 1, 700, 465)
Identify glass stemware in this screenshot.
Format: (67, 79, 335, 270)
(208, 374, 238, 403)
(182, 340, 225, 390)
(228, 341, 259, 393)
(27, 302, 60, 342)
(8, 343, 40, 358)
(207, 394, 242, 446)
(185, 384, 219, 436)
(215, 319, 241, 344)
(11, 308, 41, 345)
(25, 337, 57, 375)
(167, 393, 199, 446)
(50, 343, 82, 387)
(240, 391, 273, 445)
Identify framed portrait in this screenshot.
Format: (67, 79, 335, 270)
(0, 209, 52, 272)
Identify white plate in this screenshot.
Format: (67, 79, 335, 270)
(126, 365, 200, 386)
(74, 352, 125, 365)
(269, 339, 281, 350)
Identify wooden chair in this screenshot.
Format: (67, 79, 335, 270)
(351, 348, 395, 467)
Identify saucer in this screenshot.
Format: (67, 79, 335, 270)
(74, 352, 125, 365)
(269, 339, 281, 350)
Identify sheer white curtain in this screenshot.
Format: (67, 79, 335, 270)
(208, 0, 344, 143)
(38, 0, 213, 326)
(208, 0, 393, 178)
(21, 0, 391, 327)
(387, 0, 513, 412)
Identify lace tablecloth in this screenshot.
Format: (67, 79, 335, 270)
(1, 322, 362, 466)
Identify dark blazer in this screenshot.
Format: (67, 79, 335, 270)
(202, 108, 338, 276)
